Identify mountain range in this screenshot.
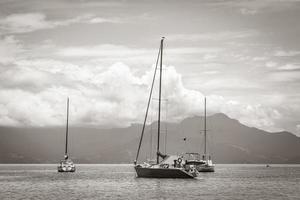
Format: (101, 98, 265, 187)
(1, 113, 300, 164)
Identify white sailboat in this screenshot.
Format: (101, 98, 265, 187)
(185, 97, 215, 172)
(58, 98, 76, 173)
(197, 97, 215, 172)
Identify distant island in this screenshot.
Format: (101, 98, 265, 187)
(1, 113, 300, 164)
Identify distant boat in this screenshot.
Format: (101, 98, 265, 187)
(185, 152, 205, 166)
(58, 98, 76, 173)
(186, 97, 215, 172)
(134, 37, 198, 178)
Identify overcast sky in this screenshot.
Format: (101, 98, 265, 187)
(0, 0, 300, 136)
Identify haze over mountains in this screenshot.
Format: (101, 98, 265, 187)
(0, 113, 299, 164)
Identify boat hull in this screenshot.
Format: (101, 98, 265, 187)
(186, 160, 205, 165)
(57, 166, 76, 173)
(197, 165, 215, 172)
(135, 166, 195, 178)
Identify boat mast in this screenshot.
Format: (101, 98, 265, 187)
(204, 97, 207, 160)
(157, 37, 164, 164)
(134, 40, 161, 164)
(65, 98, 69, 158)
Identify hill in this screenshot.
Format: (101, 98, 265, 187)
(1, 113, 300, 164)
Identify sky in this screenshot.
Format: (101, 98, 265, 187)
(0, 0, 300, 136)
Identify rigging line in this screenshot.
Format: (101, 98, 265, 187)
(134, 42, 161, 164)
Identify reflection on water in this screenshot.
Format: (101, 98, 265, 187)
(0, 164, 299, 200)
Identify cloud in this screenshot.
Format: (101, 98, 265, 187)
(239, 8, 258, 15)
(274, 50, 300, 57)
(0, 60, 285, 133)
(0, 13, 50, 33)
(0, 89, 62, 126)
(88, 17, 121, 24)
(202, 70, 220, 75)
(211, 0, 300, 15)
(200, 78, 261, 91)
(265, 61, 277, 68)
(297, 124, 300, 135)
(55, 44, 224, 69)
(222, 103, 282, 131)
(265, 62, 300, 71)
(277, 64, 300, 70)
(58, 44, 222, 58)
(0, 13, 120, 34)
(58, 44, 152, 57)
(268, 71, 300, 82)
(0, 36, 23, 64)
(167, 30, 259, 42)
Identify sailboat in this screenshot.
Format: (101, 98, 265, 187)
(57, 98, 76, 173)
(134, 37, 198, 178)
(196, 97, 215, 172)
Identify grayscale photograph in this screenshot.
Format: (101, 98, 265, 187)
(0, 0, 299, 199)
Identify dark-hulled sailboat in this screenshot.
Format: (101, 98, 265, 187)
(134, 37, 198, 178)
(58, 98, 76, 173)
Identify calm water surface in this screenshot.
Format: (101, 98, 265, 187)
(0, 164, 299, 200)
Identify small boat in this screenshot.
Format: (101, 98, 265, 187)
(197, 157, 215, 172)
(58, 98, 76, 173)
(58, 157, 76, 172)
(134, 37, 197, 179)
(186, 98, 215, 172)
(184, 152, 205, 166)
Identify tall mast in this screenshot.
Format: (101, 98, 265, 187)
(204, 97, 207, 160)
(65, 97, 69, 157)
(134, 40, 161, 164)
(157, 37, 164, 164)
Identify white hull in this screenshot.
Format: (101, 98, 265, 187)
(197, 164, 215, 172)
(58, 159, 76, 173)
(57, 165, 76, 172)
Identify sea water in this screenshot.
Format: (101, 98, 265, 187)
(0, 164, 299, 200)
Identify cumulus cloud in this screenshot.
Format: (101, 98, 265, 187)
(0, 59, 284, 133)
(221, 103, 282, 131)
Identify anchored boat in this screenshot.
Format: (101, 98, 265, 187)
(184, 152, 205, 166)
(186, 97, 215, 172)
(58, 98, 76, 173)
(134, 37, 197, 179)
